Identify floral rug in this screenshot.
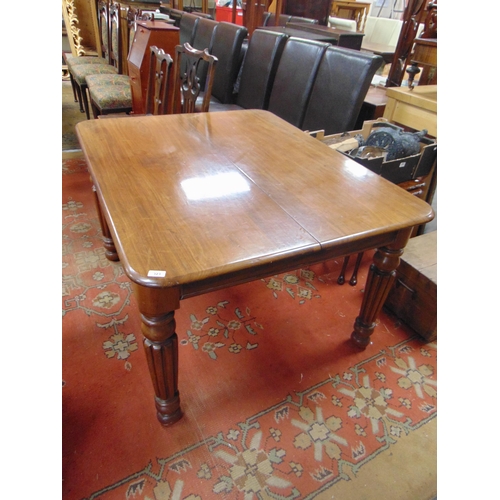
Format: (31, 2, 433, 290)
(62, 155, 437, 500)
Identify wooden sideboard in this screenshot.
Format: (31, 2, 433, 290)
(127, 20, 179, 114)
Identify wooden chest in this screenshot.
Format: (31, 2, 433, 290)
(384, 231, 437, 341)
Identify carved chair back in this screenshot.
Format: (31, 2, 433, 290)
(145, 46, 174, 115)
(172, 43, 218, 114)
(97, 0, 110, 61)
(108, 2, 123, 73)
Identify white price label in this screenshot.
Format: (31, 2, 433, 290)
(147, 270, 166, 277)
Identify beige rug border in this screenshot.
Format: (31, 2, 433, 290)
(317, 417, 437, 499)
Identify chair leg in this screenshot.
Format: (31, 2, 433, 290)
(69, 72, 78, 102)
(90, 99, 101, 119)
(337, 255, 350, 285)
(81, 84, 91, 120)
(349, 252, 364, 286)
(74, 83, 85, 113)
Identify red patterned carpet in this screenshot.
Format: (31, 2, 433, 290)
(62, 154, 437, 499)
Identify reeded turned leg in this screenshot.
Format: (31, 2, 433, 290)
(92, 185, 119, 261)
(351, 229, 412, 348)
(132, 284, 183, 426)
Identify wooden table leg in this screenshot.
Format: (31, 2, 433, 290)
(92, 185, 119, 262)
(351, 228, 412, 348)
(132, 283, 183, 426)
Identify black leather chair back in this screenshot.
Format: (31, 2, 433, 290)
(190, 18, 218, 88)
(168, 8, 184, 27)
(265, 13, 292, 26)
(191, 17, 218, 50)
(267, 38, 329, 129)
(179, 12, 200, 46)
(302, 46, 383, 135)
(288, 16, 318, 24)
(210, 22, 248, 104)
(191, 11, 214, 20)
(236, 29, 288, 110)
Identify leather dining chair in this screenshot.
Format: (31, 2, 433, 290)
(172, 43, 218, 114)
(207, 29, 288, 112)
(267, 38, 330, 129)
(301, 46, 384, 135)
(179, 12, 200, 46)
(204, 21, 248, 105)
(264, 12, 293, 26)
(189, 17, 218, 89)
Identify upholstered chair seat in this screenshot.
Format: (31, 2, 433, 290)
(85, 73, 130, 87)
(88, 83, 133, 112)
(71, 63, 119, 87)
(66, 55, 109, 69)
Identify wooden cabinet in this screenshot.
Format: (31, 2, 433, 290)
(127, 20, 179, 114)
(384, 231, 437, 341)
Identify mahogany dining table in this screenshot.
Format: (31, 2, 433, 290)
(76, 109, 434, 426)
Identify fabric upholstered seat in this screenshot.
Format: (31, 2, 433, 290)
(66, 55, 108, 68)
(86, 72, 132, 119)
(88, 84, 133, 113)
(86, 73, 131, 117)
(85, 74, 130, 87)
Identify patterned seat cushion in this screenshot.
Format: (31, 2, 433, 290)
(72, 64, 118, 85)
(89, 84, 133, 110)
(86, 74, 130, 87)
(66, 55, 109, 72)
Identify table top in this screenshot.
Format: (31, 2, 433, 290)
(76, 110, 433, 291)
(256, 25, 361, 42)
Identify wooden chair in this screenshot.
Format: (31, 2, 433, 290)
(204, 21, 248, 105)
(70, 2, 126, 119)
(65, 0, 116, 114)
(172, 43, 218, 114)
(207, 29, 288, 112)
(66, 0, 118, 118)
(89, 45, 173, 118)
(189, 17, 218, 90)
(145, 47, 174, 115)
(267, 38, 329, 129)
